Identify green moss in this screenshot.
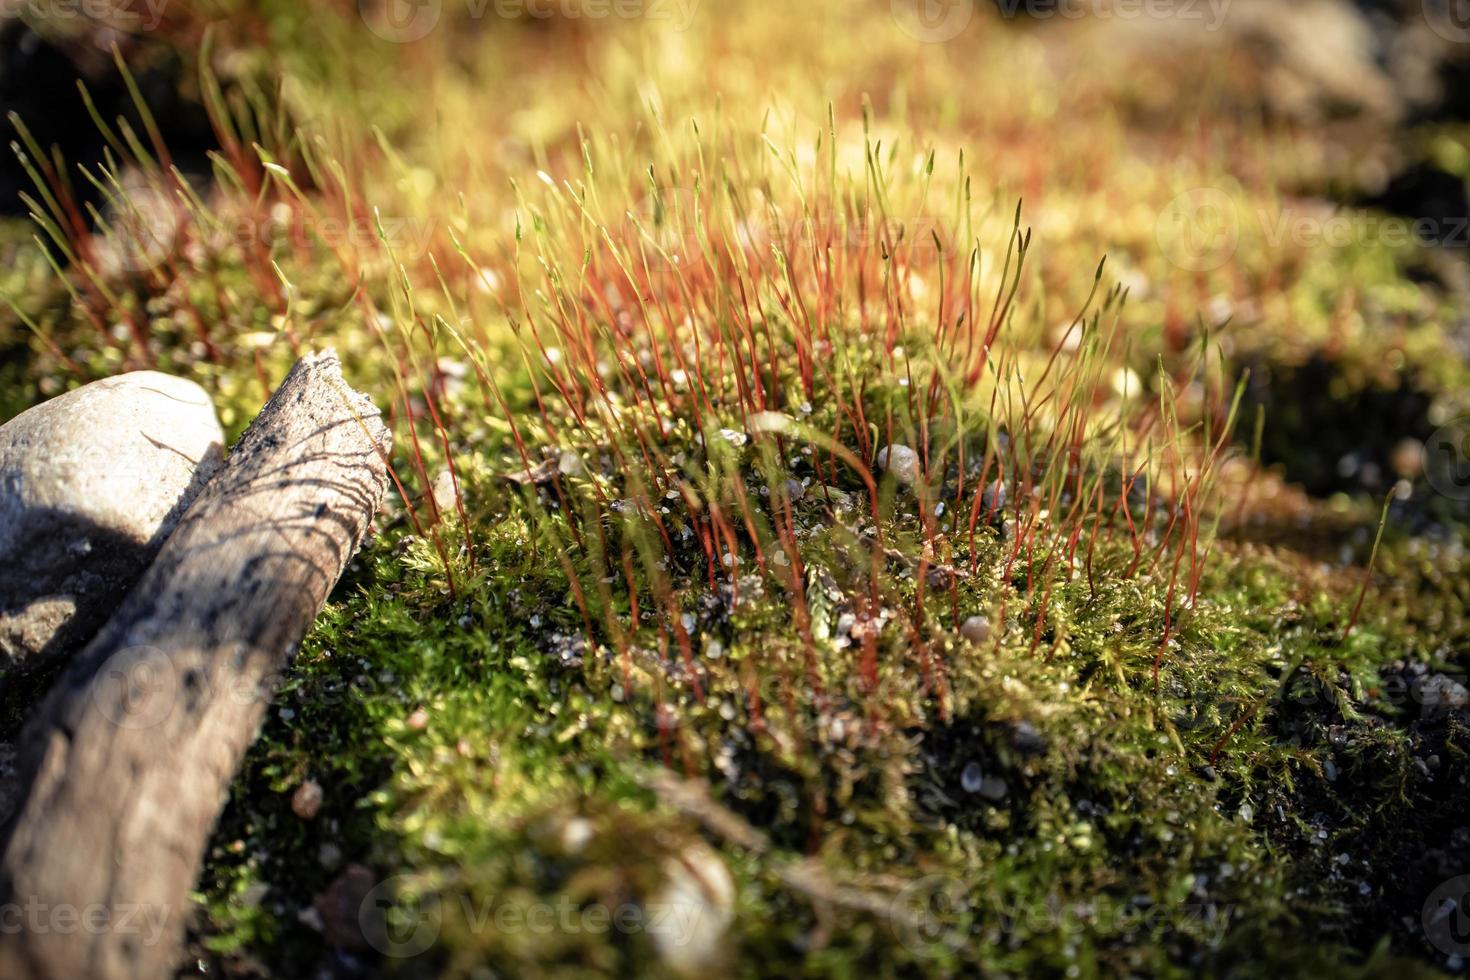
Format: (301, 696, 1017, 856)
(173, 453, 1465, 978)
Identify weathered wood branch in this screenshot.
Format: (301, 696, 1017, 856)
(0, 351, 391, 980)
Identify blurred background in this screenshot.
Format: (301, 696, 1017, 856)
(4, 0, 1469, 502)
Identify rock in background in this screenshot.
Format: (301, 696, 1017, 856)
(0, 371, 222, 670)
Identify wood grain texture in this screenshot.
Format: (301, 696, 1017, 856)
(0, 351, 390, 980)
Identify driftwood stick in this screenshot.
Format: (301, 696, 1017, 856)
(0, 351, 390, 980)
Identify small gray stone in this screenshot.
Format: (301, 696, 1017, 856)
(1412, 673, 1469, 719)
(317, 841, 343, 871)
(0, 372, 223, 666)
(960, 615, 992, 645)
(875, 444, 920, 486)
(1010, 720, 1047, 755)
(981, 478, 1007, 514)
(978, 776, 1008, 802)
